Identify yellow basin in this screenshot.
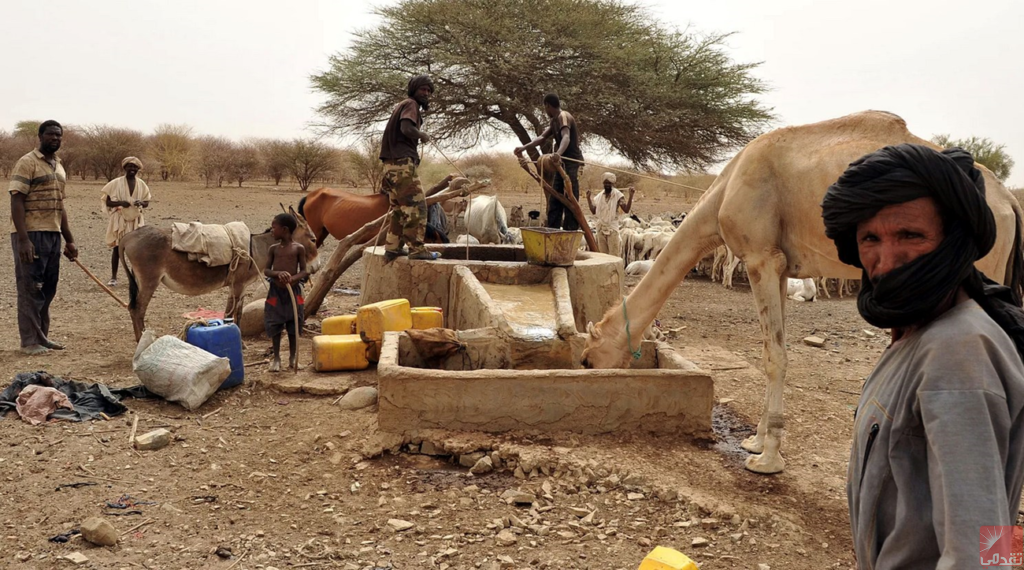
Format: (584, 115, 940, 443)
(521, 227, 583, 266)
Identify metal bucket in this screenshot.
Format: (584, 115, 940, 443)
(520, 227, 583, 266)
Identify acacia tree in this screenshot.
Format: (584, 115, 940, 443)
(149, 124, 194, 181)
(311, 0, 771, 170)
(230, 141, 262, 187)
(345, 133, 385, 192)
(194, 136, 234, 187)
(0, 130, 17, 177)
(932, 134, 1015, 182)
(287, 138, 336, 191)
(257, 139, 291, 185)
(82, 125, 146, 181)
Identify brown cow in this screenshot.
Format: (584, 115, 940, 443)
(299, 175, 466, 247)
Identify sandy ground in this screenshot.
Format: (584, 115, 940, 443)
(0, 178, 895, 569)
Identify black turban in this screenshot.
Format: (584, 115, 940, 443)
(822, 143, 1024, 359)
(407, 75, 434, 108)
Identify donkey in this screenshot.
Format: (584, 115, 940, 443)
(119, 206, 320, 340)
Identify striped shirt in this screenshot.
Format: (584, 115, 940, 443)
(8, 149, 66, 233)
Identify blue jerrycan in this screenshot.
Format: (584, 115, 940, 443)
(185, 319, 245, 389)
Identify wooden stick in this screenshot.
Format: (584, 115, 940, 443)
(74, 259, 129, 308)
(225, 549, 248, 570)
(516, 154, 598, 252)
(286, 285, 301, 375)
(128, 415, 139, 446)
(76, 473, 133, 484)
(120, 518, 154, 536)
(202, 407, 223, 420)
(244, 359, 270, 367)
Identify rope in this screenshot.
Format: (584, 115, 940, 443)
(224, 245, 253, 319)
(431, 141, 471, 259)
(551, 155, 708, 194)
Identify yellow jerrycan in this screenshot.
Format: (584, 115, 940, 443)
(638, 546, 699, 570)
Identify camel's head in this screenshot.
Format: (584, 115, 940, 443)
(282, 203, 321, 273)
(580, 317, 632, 370)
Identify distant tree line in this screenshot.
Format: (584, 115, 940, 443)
(0, 121, 388, 192)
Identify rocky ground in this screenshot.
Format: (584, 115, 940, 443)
(0, 178, 893, 569)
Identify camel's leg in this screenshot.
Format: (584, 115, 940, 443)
(740, 249, 788, 474)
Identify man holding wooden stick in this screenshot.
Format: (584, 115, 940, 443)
(9, 120, 78, 355)
(514, 93, 584, 231)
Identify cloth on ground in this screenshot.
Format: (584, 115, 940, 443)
(15, 385, 74, 425)
(101, 176, 152, 246)
(171, 221, 250, 267)
(0, 371, 154, 422)
(265, 281, 304, 337)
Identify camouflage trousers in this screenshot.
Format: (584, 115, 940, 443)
(381, 158, 427, 255)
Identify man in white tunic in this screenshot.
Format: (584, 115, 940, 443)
(585, 172, 634, 257)
(822, 143, 1024, 570)
(102, 156, 151, 286)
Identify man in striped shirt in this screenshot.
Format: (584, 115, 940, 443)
(9, 120, 78, 355)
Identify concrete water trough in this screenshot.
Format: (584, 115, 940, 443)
(360, 243, 714, 437)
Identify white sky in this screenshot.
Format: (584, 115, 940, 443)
(1, 0, 1021, 185)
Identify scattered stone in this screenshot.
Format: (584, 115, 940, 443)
(81, 517, 118, 546)
(495, 529, 517, 546)
(637, 537, 652, 547)
(500, 490, 535, 505)
(730, 533, 743, 542)
(387, 519, 415, 532)
(459, 452, 486, 468)
(731, 514, 742, 525)
(15, 552, 30, 562)
(862, 329, 876, 338)
(758, 565, 771, 570)
(419, 440, 440, 455)
(215, 546, 233, 559)
(470, 456, 494, 475)
(700, 518, 719, 529)
(803, 336, 825, 348)
(513, 466, 526, 479)
(161, 502, 182, 513)
(134, 429, 171, 451)
(581, 511, 595, 525)
(569, 507, 590, 518)
(691, 537, 709, 548)
(626, 492, 645, 501)
(64, 552, 89, 564)
(338, 387, 378, 410)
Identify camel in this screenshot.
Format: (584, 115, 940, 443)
(119, 206, 320, 340)
(581, 111, 1024, 474)
(298, 176, 466, 248)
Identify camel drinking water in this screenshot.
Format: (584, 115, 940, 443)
(580, 111, 1024, 474)
(118, 206, 321, 340)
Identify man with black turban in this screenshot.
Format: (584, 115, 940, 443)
(378, 74, 439, 262)
(822, 143, 1024, 569)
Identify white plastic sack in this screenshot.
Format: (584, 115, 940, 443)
(132, 330, 231, 411)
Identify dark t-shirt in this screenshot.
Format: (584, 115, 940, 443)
(379, 98, 422, 163)
(550, 110, 583, 160)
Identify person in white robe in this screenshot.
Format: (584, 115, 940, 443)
(101, 156, 151, 286)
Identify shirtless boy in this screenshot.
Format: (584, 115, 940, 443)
(263, 213, 309, 372)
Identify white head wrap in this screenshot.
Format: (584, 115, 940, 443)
(602, 172, 616, 184)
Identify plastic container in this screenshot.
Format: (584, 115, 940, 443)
(411, 307, 444, 330)
(638, 547, 699, 570)
(312, 335, 371, 372)
(521, 227, 583, 266)
(356, 299, 413, 344)
(322, 314, 357, 335)
(185, 321, 244, 389)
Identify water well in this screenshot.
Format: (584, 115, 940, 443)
(359, 244, 714, 436)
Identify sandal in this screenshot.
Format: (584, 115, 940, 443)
(409, 251, 441, 261)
